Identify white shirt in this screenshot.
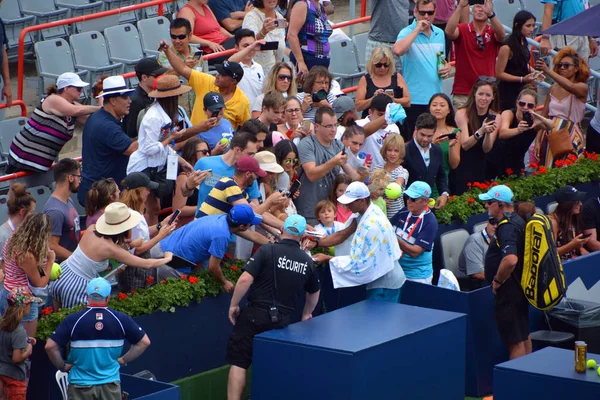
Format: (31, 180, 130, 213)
(127, 103, 177, 174)
(356, 116, 400, 170)
(237, 60, 265, 110)
(413, 138, 432, 168)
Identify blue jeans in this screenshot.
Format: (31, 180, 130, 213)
(290, 50, 331, 72)
(0, 288, 39, 321)
(366, 287, 401, 303)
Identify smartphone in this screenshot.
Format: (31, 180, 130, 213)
(209, 110, 219, 118)
(581, 233, 593, 239)
(439, 132, 457, 140)
(200, 169, 213, 174)
(176, 119, 185, 130)
(384, 88, 394, 96)
(193, 50, 203, 60)
(311, 89, 328, 103)
(468, 0, 484, 4)
(288, 179, 302, 198)
(341, 146, 346, 155)
(485, 113, 496, 123)
(273, 18, 288, 28)
(301, 118, 311, 132)
(532, 49, 542, 68)
(522, 110, 534, 126)
(260, 41, 279, 51)
(168, 209, 181, 225)
(394, 87, 404, 98)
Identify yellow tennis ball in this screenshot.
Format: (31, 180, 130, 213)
(219, 138, 229, 145)
(428, 198, 436, 207)
(588, 359, 597, 369)
(597, 366, 600, 376)
(50, 263, 62, 281)
(385, 183, 402, 200)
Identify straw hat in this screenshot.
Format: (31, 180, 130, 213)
(148, 75, 192, 98)
(254, 151, 284, 173)
(95, 202, 142, 235)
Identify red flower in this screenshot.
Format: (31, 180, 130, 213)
(529, 162, 539, 170)
(520, 168, 525, 174)
(449, 196, 455, 201)
(490, 182, 499, 187)
(532, 171, 538, 176)
(567, 154, 577, 162)
(188, 276, 198, 284)
(467, 198, 475, 203)
(180, 274, 188, 280)
(230, 266, 239, 271)
(131, 290, 137, 295)
(554, 160, 565, 168)
(146, 276, 155, 284)
(467, 182, 472, 188)
(40, 306, 53, 316)
(224, 253, 231, 260)
(118, 293, 127, 300)
(538, 166, 548, 174)
(505, 168, 514, 176)
(161, 279, 167, 284)
(564, 159, 573, 166)
(505, 184, 510, 187)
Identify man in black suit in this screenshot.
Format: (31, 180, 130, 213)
(402, 113, 449, 209)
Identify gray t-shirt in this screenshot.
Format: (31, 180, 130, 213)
(43, 196, 81, 260)
(0, 325, 28, 381)
(294, 135, 344, 224)
(457, 231, 490, 278)
(0, 224, 13, 261)
(368, 0, 409, 44)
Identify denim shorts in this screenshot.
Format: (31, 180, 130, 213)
(0, 288, 39, 322)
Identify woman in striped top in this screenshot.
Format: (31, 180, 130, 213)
(0, 214, 54, 337)
(7, 72, 99, 173)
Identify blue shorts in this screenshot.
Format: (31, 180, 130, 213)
(366, 288, 401, 303)
(0, 288, 39, 322)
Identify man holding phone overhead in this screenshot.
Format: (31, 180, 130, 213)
(445, 0, 504, 109)
(228, 29, 265, 108)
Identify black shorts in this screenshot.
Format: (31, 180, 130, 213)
(226, 306, 288, 370)
(495, 277, 530, 346)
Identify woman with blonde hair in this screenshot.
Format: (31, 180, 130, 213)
(0, 184, 36, 260)
(534, 46, 589, 168)
(381, 134, 409, 218)
(355, 46, 410, 118)
(85, 178, 120, 228)
(251, 62, 298, 118)
(0, 214, 53, 337)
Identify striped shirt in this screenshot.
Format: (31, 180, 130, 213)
(387, 165, 409, 219)
(197, 177, 249, 218)
(2, 240, 30, 292)
(8, 103, 75, 172)
(297, 0, 332, 59)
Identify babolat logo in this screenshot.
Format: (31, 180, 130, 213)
(525, 227, 543, 300)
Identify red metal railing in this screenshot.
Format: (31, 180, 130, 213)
(361, 0, 368, 18)
(0, 157, 82, 183)
(0, 100, 27, 117)
(17, 0, 177, 101)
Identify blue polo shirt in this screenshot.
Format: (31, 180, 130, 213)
(208, 0, 246, 22)
(541, 0, 586, 23)
(390, 207, 438, 279)
(78, 108, 132, 206)
(396, 21, 445, 105)
(50, 307, 145, 386)
(160, 214, 231, 264)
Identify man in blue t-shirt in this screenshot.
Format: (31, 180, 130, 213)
(78, 76, 138, 207)
(45, 278, 150, 399)
(390, 181, 439, 284)
(199, 92, 235, 151)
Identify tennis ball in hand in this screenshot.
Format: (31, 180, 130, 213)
(588, 359, 597, 369)
(385, 183, 402, 200)
(50, 263, 62, 281)
(219, 138, 229, 145)
(428, 198, 436, 207)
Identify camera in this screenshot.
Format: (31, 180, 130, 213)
(269, 306, 280, 323)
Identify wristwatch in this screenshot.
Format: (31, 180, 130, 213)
(493, 277, 504, 285)
(156, 222, 162, 231)
(488, 12, 496, 19)
(474, 130, 482, 140)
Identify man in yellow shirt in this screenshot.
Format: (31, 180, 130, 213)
(158, 40, 251, 130)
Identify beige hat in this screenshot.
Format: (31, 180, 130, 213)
(148, 75, 192, 98)
(95, 202, 142, 235)
(254, 151, 284, 173)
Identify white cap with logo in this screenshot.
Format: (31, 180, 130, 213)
(337, 181, 370, 204)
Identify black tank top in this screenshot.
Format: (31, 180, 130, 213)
(362, 74, 399, 118)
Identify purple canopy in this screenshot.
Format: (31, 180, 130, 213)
(544, 5, 600, 36)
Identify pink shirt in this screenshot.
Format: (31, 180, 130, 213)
(434, 0, 456, 23)
(336, 204, 353, 223)
(2, 241, 30, 292)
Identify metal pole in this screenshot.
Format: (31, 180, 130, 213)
(349, 0, 356, 38)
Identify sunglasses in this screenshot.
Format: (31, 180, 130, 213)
(556, 62, 574, 70)
(476, 33, 485, 51)
(488, 217, 498, 226)
(485, 200, 498, 206)
(418, 9, 435, 16)
(478, 76, 496, 83)
(170, 33, 188, 40)
(283, 158, 299, 165)
(374, 62, 390, 68)
(278, 74, 292, 81)
(518, 100, 535, 109)
(197, 149, 210, 155)
(70, 86, 84, 92)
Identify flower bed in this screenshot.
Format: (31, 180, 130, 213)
(36, 258, 245, 341)
(435, 152, 600, 224)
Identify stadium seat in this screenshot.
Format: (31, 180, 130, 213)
(103, 0, 138, 25)
(55, 0, 104, 33)
(0, 117, 26, 166)
(353, 32, 368, 70)
(30, 185, 52, 214)
(18, 0, 69, 41)
(494, 1, 521, 33)
(328, 39, 364, 88)
(546, 201, 558, 214)
(472, 221, 486, 233)
(0, 193, 9, 224)
(105, 24, 146, 76)
(143, 1, 173, 19)
(0, 0, 35, 60)
(34, 39, 89, 98)
(70, 31, 125, 85)
(138, 16, 172, 58)
(440, 229, 470, 276)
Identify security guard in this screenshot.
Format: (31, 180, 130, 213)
(226, 215, 321, 400)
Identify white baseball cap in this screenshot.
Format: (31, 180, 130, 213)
(337, 181, 370, 205)
(56, 72, 89, 90)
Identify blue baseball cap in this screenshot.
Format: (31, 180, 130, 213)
(87, 277, 111, 299)
(283, 215, 306, 235)
(478, 185, 514, 203)
(404, 181, 432, 199)
(229, 204, 263, 225)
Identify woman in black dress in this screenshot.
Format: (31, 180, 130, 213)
(453, 78, 501, 195)
(496, 10, 538, 111)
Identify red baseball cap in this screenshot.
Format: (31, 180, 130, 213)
(236, 156, 267, 178)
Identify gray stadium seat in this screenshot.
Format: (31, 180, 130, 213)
(328, 39, 364, 88)
(353, 32, 368, 70)
(138, 16, 172, 58)
(472, 221, 486, 234)
(0, 194, 9, 224)
(30, 185, 52, 214)
(440, 229, 470, 276)
(0, 0, 34, 60)
(70, 31, 124, 85)
(103, 0, 138, 25)
(55, 0, 104, 33)
(34, 39, 89, 98)
(0, 117, 26, 163)
(546, 201, 558, 214)
(18, 0, 69, 40)
(104, 24, 146, 84)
